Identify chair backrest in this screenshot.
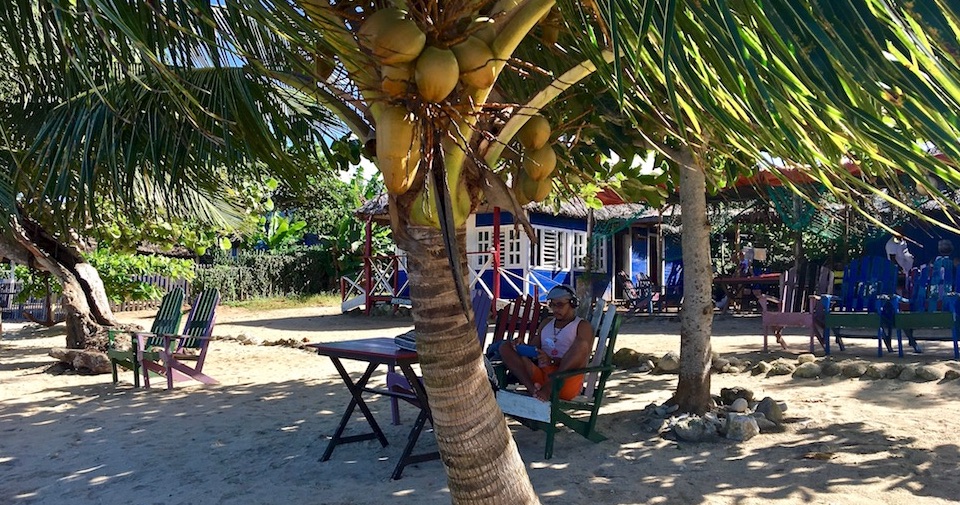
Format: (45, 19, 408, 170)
(779, 264, 833, 313)
(490, 295, 541, 345)
(583, 303, 621, 398)
(472, 289, 493, 346)
(178, 288, 220, 350)
(838, 257, 896, 312)
(909, 258, 959, 312)
(143, 288, 185, 348)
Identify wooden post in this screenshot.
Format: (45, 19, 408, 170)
(493, 207, 501, 303)
(364, 219, 373, 316)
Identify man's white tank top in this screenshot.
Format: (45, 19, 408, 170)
(541, 316, 583, 359)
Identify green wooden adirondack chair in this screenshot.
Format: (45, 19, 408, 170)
(138, 288, 221, 390)
(107, 287, 185, 387)
(496, 301, 621, 459)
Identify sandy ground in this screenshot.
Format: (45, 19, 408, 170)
(2, 306, 960, 505)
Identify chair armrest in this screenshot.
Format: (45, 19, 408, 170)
(548, 364, 615, 383)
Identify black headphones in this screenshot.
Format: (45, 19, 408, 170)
(548, 284, 579, 308)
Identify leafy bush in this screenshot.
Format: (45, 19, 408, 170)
(86, 249, 196, 303)
(193, 247, 335, 301)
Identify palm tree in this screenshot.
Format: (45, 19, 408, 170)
(4, 1, 960, 504)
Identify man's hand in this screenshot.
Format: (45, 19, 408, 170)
(536, 348, 552, 368)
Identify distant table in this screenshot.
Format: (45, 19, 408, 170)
(713, 273, 780, 312)
(307, 337, 439, 480)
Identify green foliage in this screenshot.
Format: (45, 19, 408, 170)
(12, 265, 62, 303)
(85, 249, 196, 303)
(193, 247, 336, 301)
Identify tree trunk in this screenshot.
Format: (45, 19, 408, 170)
(672, 152, 714, 415)
(396, 226, 539, 505)
(0, 214, 118, 349)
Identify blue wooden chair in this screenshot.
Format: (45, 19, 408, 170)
(821, 257, 897, 356)
(657, 261, 683, 312)
(107, 287, 185, 387)
(888, 260, 960, 358)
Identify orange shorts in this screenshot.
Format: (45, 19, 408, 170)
(525, 362, 584, 400)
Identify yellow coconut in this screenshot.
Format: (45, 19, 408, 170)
(522, 145, 557, 181)
(373, 19, 426, 65)
(381, 63, 413, 97)
(376, 106, 421, 195)
(530, 177, 552, 202)
(517, 114, 550, 150)
(515, 171, 540, 203)
(415, 46, 460, 103)
(357, 8, 405, 50)
(451, 36, 496, 90)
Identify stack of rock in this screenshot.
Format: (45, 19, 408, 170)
(636, 387, 787, 443)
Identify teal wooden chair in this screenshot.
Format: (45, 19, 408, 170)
(107, 287, 185, 387)
(137, 288, 220, 390)
(495, 302, 621, 459)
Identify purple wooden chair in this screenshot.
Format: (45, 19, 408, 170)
(759, 265, 833, 353)
(137, 288, 220, 390)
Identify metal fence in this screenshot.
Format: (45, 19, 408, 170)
(0, 275, 192, 323)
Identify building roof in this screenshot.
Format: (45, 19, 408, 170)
(355, 193, 671, 224)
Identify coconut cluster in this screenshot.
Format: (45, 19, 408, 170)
(359, 7, 496, 106)
(513, 115, 556, 204)
(360, 8, 499, 198)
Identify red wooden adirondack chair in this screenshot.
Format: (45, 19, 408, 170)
(137, 288, 220, 390)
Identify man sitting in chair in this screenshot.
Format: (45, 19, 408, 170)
(499, 285, 594, 402)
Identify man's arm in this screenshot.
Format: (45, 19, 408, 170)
(553, 320, 594, 372)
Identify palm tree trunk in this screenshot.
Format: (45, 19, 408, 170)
(397, 226, 539, 505)
(0, 215, 117, 349)
(672, 152, 714, 415)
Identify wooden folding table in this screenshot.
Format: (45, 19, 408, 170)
(307, 337, 439, 480)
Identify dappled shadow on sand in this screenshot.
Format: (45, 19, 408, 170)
(0, 378, 451, 505)
(514, 370, 960, 504)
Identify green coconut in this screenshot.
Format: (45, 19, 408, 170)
(451, 36, 496, 90)
(516, 170, 551, 203)
(358, 8, 405, 50)
(359, 8, 425, 65)
(376, 105, 421, 195)
(522, 145, 557, 181)
(415, 46, 460, 103)
(517, 115, 550, 150)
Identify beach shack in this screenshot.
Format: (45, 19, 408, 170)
(341, 194, 672, 313)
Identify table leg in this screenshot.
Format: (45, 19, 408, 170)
(321, 360, 389, 462)
(390, 363, 440, 480)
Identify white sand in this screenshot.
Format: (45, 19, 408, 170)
(2, 307, 960, 504)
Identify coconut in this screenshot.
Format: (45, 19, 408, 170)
(517, 115, 550, 150)
(358, 8, 405, 50)
(522, 145, 557, 181)
(381, 63, 413, 97)
(376, 106, 421, 195)
(415, 46, 460, 103)
(359, 8, 426, 65)
(516, 171, 551, 203)
(451, 36, 496, 90)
